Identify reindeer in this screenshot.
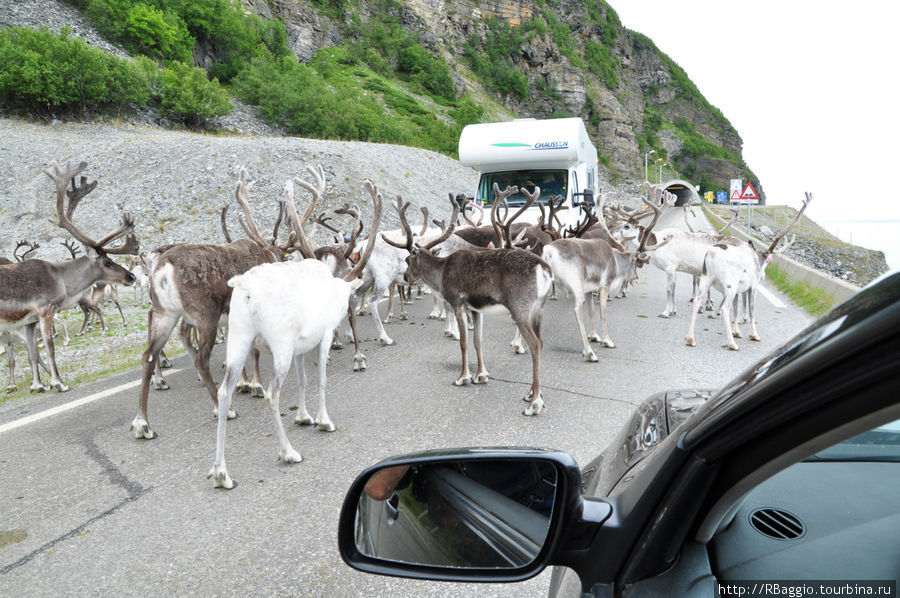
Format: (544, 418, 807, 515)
(686, 193, 812, 350)
(0, 160, 138, 392)
(646, 207, 740, 317)
(208, 179, 383, 489)
(384, 184, 553, 416)
(542, 184, 673, 362)
(131, 168, 290, 440)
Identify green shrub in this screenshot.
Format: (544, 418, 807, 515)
(157, 60, 232, 126)
(0, 27, 149, 114)
(463, 18, 529, 100)
(125, 3, 192, 61)
(584, 39, 618, 90)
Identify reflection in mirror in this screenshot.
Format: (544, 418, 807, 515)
(354, 459, 558, 569)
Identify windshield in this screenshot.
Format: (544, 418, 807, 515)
(477, 170, 568, 207)
(805, 419, 900, 462)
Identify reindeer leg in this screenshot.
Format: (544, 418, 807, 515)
(399, 284, 410, 320)
(114, 298, 126, 325)
(515, 310, 545, 416)
(265, 351, 301, 463)
(4, 343, 16, 393)
(208, 335, 252, 489)
(574, 292, 598, 362)
(53, 315, 70, 346)
(293, 353, 313, 426)
(134, 311, 179, 439)
(193, 321, 235, 420)
(472, 312, 489, 384)
(383, 284, 395, 324)
(368, 282, 395, 345)
(38, 311, 68, 392)
(720, 291, 739, 351)
(444, 301, 460, 339)
(314, 336, 336, 431)
(748, 289, 762, 342)
(249, 348, 265, 397)
(660, 271, 677, 318)
(685, 282, 708, 347)
(347, 309, 366, 372)
(597, 287, 615, 348)
(453, 305, 472, 386)
(23, 324, 48, 392)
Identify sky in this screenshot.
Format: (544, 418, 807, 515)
(612, 1, 900, 265)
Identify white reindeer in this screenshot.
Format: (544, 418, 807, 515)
(686, 193, 811, 350)
(208, 180, 382, 489)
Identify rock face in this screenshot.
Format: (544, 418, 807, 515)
(241, 0, 760, 199)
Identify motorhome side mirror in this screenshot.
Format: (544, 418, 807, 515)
(338, 449, 582, 584)
(584, 190, 596, 207)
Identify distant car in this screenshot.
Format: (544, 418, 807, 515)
(338, 271, 900, 597)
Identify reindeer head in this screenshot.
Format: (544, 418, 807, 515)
(44, 160, 139, 286)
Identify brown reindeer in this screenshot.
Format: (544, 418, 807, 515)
(0, 160, 138, 392)
(384, 185, 553, 416)
(131, 167, 293, 440)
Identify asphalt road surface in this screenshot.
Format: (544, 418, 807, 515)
(0, 209, 814, 597)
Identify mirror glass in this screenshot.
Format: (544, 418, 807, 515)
(354, 459, 558, 569)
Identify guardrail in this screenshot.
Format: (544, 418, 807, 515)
(700, 205, 860, 305)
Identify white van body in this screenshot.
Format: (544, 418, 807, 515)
(458, 118, 598, 229)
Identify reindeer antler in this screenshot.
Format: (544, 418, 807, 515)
(60, 239, 81, 260)
(766, 192, 812, 255)
(14, 240, 40, 262)
(44, 160, 137, 255)
(234, 168, 272, 250)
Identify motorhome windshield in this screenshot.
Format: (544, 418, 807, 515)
(477, 170, 568, 207)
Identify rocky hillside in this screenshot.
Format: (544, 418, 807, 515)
(247, 0, 754, 194)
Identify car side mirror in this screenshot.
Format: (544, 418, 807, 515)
(338, 448, 598, 584)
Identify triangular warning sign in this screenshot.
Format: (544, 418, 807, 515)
(740, 182, 759, 200)
(730, 189, 742, 201)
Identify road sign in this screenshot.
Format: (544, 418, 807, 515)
(730, 189, 741, 201)
(740, 181, 759, 200)
(716, 191, 727, 204)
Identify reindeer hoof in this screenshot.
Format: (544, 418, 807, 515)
(733, 331, 743, 339)
(473, 373, 489, 384)
(131, 420, 156, 440)
(725, 343, 740, 351)
(316, 420, 336, 432)
(153, 379, 170, 391)
(584, 351, 598, 362)
(353, 357, 367, 372)
(208, 466, 235, 489)
(523, 396, 544, 416)
(750, 334, 761, 342)
(237, 383, 251, 394)
(658, 312, 672, 318)
(685, 337, 696, 347)
(295, 414, 315, 426)
(454, 376, 471, 386)
(213, 407, 237, 420)
(4, 385, 16, 394)
(278, 449, 303, 463)
(381, 338, 395, 346)
(29, 384, 48, 393)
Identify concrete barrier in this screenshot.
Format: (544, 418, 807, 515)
(701, 206, 860, 305)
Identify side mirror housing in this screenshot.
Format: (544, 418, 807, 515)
(338, 448, 609, 584)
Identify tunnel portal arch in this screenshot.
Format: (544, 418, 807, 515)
(659, 179, 699, 206)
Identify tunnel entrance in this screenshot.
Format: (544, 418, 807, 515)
(660, 180, 699, 206)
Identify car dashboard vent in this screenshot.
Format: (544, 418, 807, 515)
(749, 508, 805, 540)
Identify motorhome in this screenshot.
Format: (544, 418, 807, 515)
(458, 118, 598, 228)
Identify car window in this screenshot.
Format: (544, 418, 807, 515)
(804, 418, 900, 462)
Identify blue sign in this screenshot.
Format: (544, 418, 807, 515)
(716, 191, 727, 204)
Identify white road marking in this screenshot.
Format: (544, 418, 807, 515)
(0, 368, 184, 435)
(757, 284, 786, 309)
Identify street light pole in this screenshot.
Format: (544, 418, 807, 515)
(644, 150, 655, 182)
(656, 158, 665, 184)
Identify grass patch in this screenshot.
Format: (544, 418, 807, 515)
(766, 264, 835, 317)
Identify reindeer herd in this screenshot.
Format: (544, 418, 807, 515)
(0, 159, 811, 489)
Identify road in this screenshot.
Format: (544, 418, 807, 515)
(0, 209, 814, 597)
